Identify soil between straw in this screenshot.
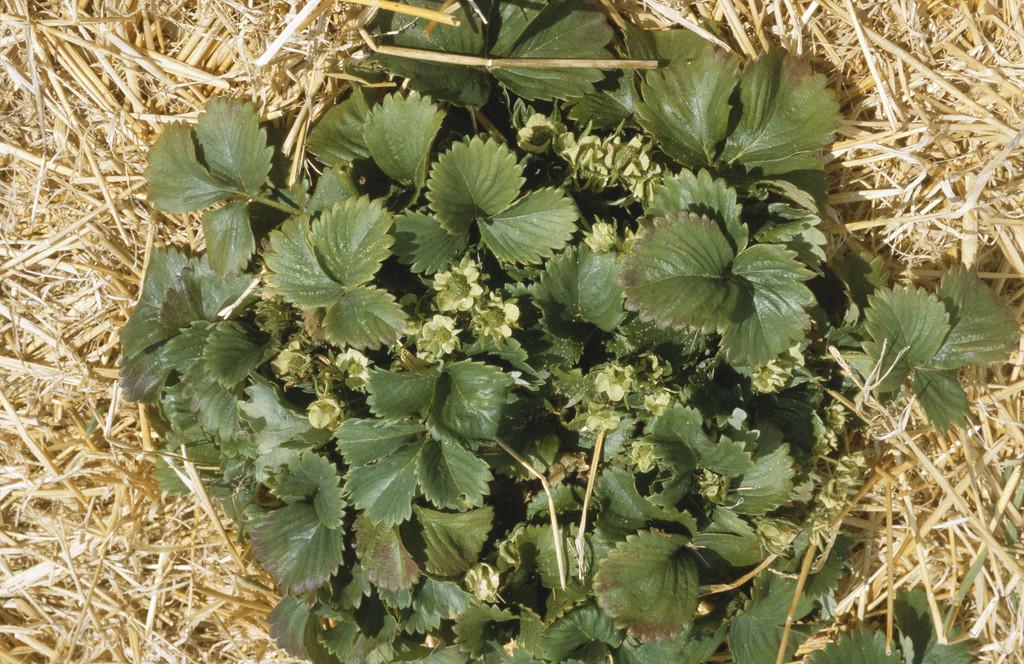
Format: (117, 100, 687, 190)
(1, 1, 1022, 662)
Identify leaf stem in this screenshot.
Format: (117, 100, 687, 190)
(495, 437, 567, 591)
(251, 194, 300, 215)
(574, 429, 605, 582)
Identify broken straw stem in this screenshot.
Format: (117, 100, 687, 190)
(575, 430, 605, 581)
(495, 437, 567, 590)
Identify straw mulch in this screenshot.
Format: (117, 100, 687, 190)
(1, 0, 1021, 662)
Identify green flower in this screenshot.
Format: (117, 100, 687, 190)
(433, 257, 484, 312)
(516, 113, 564, 154)
(643, 389, 673, 416)
(584, 221, 618, 253)
(593, 365, 635, 402)
(307, 396, 342, 430)
(464, 562, 501, 602)
(756, 518, 799, 555)
(335, 348, 370, 390)
(629, 439, 657, 473)
(417, 314, 460, 362)
(751, 345, 805, 394)
(472, 293, 520, 343)
(272, 339, 311, 385)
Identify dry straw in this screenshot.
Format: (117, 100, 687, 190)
(1, 0, 1022, 661)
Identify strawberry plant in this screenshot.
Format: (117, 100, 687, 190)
(122, 1, 1017, 662)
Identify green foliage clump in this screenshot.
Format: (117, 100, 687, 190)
(124, 1, 1016, 661)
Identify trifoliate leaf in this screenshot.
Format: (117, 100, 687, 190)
(249, 502, 344, 595)
(617, 613, 728, 664)
(499, 524, 572, 591)
(755, 203, 827, 269)
(155, 256, 252, 329)
(311, 196, 393, 288)
(309, 166, 358, 213)
(367, 368, 440, 419)
(691, 531, 763, 567)
(334, 418, 422, 460)
(595, 467, 697, 543)
(723, 243, 815, 366)
(376, 4, 490, 108)
(720, 49, 839, 175)
(202, 321, 268, 387)
(593, 530, 699, 641)
(265, 216, 343, 308)
(912, 367, 969, 430)
(144, 123, 234, 213)
(414, 505, 493, 577)
(322, 286, 407, 350)
(181, 360, 240, 441)
(728, 445, 795, 515)
(364, 92, 444, 185)
(427, 137, 524, 234)
(394, 212, 468, 274)
(804, 533, 854, 599)
(534, 245, 624, 334)
(406, 578, 473, 634)
(863, 286, 950, 392)
(273, 452, 345, 528)
(931, 267, 1018, 369)
(355, 515, 420, 592)
(417, 438, 492, 510)
(307, 90, 372, 164)
(193, 97, 273, 196)
(479, 188, 578, 264)
(647, 169, 746, 250)
(268, 597, 317, 660)
(649, 405, 752, 476)
(807, 629, 902, 664)
(162, 321, 213, 372)
(537, 603, 622, 662)
(240, 381, 329, 474)
(636, 46, 739, 167)
(893, 587, 973, 664)
(340, 429, 422, 527)
(429, 361, 514, 443)
(490, 0, 613, 101)
(453, 604, 517, 657)
(120, 345, 172, 403)
(621, 213, 739, 331)
(729, 573, 814, 664)
(202, 201, 255, 275)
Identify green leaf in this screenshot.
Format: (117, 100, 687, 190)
(649, 405, 752, 476)
(394, 212, 468, 274)
(912, 367, 969, 430)
(249, 502, 344, 595)
(406, 578, 472, 634)
(181, 360, 240, 441)
(162, 321, 213, 372)
(863, 286, 950, 392)
(595, 467, 696, 543)
(268, 597, 316, 660)
(417, 438, 492, 510)
(307, 90, 372, 165)
(309, 165, 358, 213)
(311, 196, 393, 287)
(720, 49, 839, 175)
(894, 587, 973, 664)
(804, 534, 854, 599)
(728, 445, 795, 515)
(479, 188, 578, 264)
(273, 452, 345, 528)
(723, 243, 815, 366)
(376, 4, 490, 108)
(334, 418, 424, 465)
(364, 92, 444, 185)
(144, 123, 234, 213)
(322, 286, 407, 350)
(193, 97, 273, 196)
(537, 603, 622, 661)
(621, 213, 739, 331)
(534, 245, 625, 334)
(355, 515, 420, 592)
(240, 381, 329, 470)
(593, 530, 699, 641)
(265, 216, 343, 308)
(341, 431, 422, 527)
(414, 505, 493, 577)
(121, 345, 172, 403)
(202, 201, 255, 275)
(807, 629, 902, 664)
(367, 368, 440, 419)
(453, 604, 517, 657)
(636, 46, 739, 166)
(430, 361, 515, 443)
(931, 267, 1018, 369)
(427, 136, 524, 234)
(202, 321, 268, 387)
(647, 169, 746, 250)
(730, 573, 814, 664)
(490, 0, 614, 101)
